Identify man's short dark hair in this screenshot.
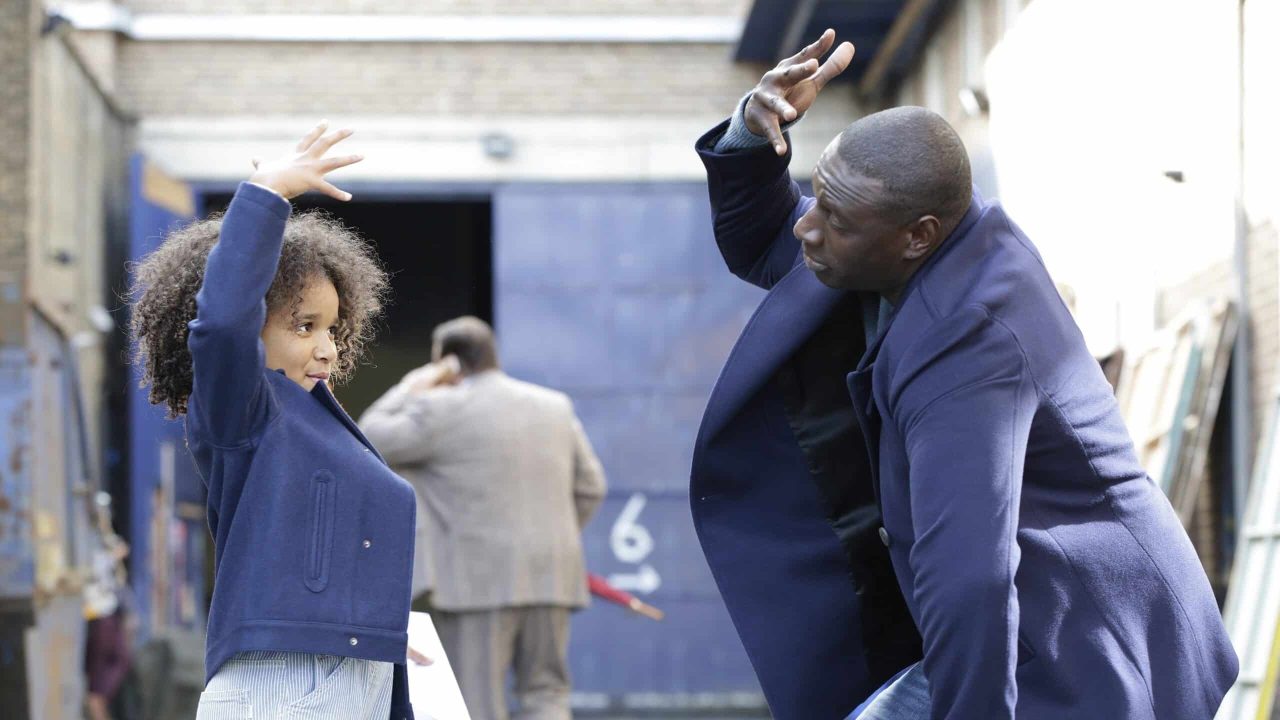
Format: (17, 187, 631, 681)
(432, 316, 499, 373)
(836, 106, 973, 231)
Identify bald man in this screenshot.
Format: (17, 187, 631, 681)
(688, 29, 1237, 720)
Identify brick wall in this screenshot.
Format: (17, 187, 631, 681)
(0, 0, 32, 295)
(118, 41, 764, 118)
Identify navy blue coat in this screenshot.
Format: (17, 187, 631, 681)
(690, 123, 1238, 719)
(186, 183, 417, 719)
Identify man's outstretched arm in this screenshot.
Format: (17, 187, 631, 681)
(695, 30, 854, 290)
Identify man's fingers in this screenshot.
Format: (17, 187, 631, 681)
(811, 41, 856, 92)
(778, 59, 819, 87)
(755, 91, 798, 122)
(318, 180, 353, 202)
(321, 154, 364, 172)
(785, 28, 835, 65)
(759, 113, 787, 156)
(296, 120, 328, 153)
(311, 128, 355, 157)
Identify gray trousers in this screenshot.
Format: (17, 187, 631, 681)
(434, 606, 571, 720)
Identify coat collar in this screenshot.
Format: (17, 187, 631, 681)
(268, 368, 387, 462)
(697, 261, 846, 444)
(855, 189, 988, 372)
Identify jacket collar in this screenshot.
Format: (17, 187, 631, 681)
(267, 368, 387, 462)
(855, 188, 988, 372)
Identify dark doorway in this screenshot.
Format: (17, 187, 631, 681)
(201, 193, 493, 418)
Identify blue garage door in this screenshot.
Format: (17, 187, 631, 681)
(494, 183, 767, 709)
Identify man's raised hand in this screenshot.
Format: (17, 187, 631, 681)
(744, 29, 855, 156)
(249, 120, 363, 201)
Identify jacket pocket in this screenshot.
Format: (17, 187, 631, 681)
(304, 470, 336, 593)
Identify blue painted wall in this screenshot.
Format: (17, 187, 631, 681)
(494, 183, 766, 699)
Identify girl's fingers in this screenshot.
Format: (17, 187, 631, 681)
(321, 154, 364, 172)
(312, 128, 355, 157)
(296, 120, 328, 153)
(318, 180, 352, 202)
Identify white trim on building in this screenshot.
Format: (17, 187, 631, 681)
(54, 3, 743, 44)
(137, 111, 855, 183)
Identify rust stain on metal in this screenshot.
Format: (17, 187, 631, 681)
(6, 396, 26, 476)
(1, 366, 30, 549)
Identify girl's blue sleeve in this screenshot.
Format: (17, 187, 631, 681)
(186, 182, 291, 446)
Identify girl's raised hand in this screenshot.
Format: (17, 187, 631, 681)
(248, 120, 363, 201)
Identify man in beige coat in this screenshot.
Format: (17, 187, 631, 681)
(359, 316, 607, 720)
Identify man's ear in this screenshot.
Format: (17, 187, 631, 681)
(902, 215, 940, 261)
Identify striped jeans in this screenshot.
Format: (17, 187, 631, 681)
(195, 651, 394, 720)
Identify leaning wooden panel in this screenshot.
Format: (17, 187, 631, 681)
(1170, 300, 1238, 525)
(1117, 317, 1200, 491)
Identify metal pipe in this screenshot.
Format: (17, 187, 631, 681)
(1231, 0, 1252, 527)
(859, 0, 937, 97)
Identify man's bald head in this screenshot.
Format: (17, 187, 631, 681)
(836, 106, 972, 234)
(793, 106, 975, 298)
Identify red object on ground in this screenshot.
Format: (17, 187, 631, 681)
(588, 573, 665, 621)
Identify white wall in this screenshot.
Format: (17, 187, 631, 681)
(985, 0, 1241, 354)
(1244, 0, 1280, 228)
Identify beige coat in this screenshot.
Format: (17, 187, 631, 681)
(358, 370, 606, 611)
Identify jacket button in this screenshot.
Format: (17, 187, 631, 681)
(878, 527, 891, 547)
(362, 539, 372, 549)
(349, 637, 359, 646)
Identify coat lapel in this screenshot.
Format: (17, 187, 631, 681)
(697, 263, 846, 444)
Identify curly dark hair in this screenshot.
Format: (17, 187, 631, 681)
(128, 210, 388, 418)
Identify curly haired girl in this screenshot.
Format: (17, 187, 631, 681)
(130, 123, 418, 720)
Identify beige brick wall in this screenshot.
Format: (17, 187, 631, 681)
(123, 0, 750, 15)
(118, 41, 764, 118)
(0, 0, 33, 310)
(1157, 260, 1234, 324)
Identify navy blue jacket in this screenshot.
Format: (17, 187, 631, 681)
(691, 122, 1238, 719)
(185, 183, 417, 719)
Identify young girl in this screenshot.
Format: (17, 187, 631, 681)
(130, 123, 417, 720)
